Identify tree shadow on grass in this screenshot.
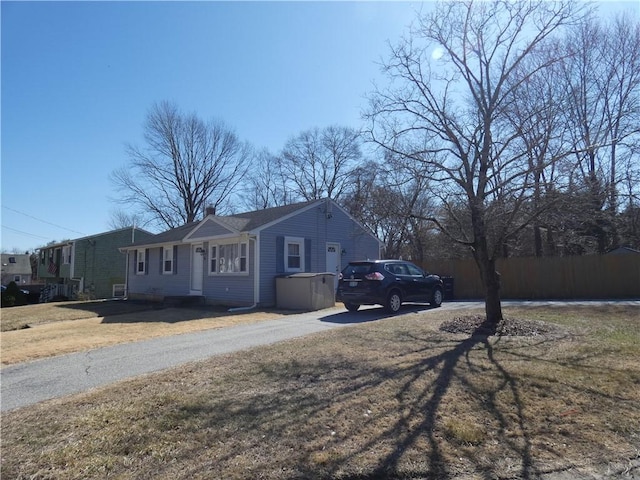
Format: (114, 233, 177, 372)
(330, 319, 526, 479)
(321, 304, 442, 324)
(138, 324, 536, 478)
(9, 311, 636, 480)
(152, 316, 638, 480)
(55, 299, 162, 317)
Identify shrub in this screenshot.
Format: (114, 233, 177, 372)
(2, 282, 26, 307)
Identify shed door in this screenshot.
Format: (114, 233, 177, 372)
(326, 243, 340, 290)
(191, 243, 204, 294)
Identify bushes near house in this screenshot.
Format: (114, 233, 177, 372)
(1, 281, 27, 308)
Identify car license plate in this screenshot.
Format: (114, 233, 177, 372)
(349, 281, 358, 287)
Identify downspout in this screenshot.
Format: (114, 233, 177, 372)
(228, 235, 258, 312)
(124, 249, 130, 299)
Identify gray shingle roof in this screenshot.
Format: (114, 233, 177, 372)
(228, 200, 316, 230)
(1, 254, 32, 276)
(127, 200, 318, 248)
(128, 222, 199, 248)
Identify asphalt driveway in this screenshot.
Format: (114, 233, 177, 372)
(2, 300, 637, 412)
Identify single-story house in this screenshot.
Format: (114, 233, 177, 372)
(1, 253, 33, 286)
(121, 199, 382, 307)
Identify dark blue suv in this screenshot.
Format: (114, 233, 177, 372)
(336, 260, 444, 313)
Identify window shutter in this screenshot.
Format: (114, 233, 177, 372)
(276, 236, 284, 273)
(173, 245, 178, 274)
(305, 239, 312, 272)
(145, 249, 149, 275)
(159, 247, 164, 274)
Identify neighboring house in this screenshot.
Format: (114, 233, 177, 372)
(37, 227, 155, 300)
(1, 254, 33, 286)
(122, 199, 382, 307)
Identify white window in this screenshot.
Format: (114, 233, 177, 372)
(209, 241, 248, 274)
(285, 237, 304, 272)
(210, 245, 217, 273)
(112, 284, 126, 298)
(136, 249, 146, 275)
(62, 245, 71, 265)
(162, 246, 174, 274)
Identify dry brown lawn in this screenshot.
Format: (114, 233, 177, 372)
(0, 300, 289, 365)
(1, 303, 639, 479)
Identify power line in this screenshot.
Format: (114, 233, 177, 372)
(2, 206, 86, 236)
(1, 225, 51, 240)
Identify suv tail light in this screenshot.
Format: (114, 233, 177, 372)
(364, 272, 385, 281)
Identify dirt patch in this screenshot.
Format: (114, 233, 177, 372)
(440, 314, 569, 337)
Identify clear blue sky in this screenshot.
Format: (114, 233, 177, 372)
(1, 1, 423, 252)
(1, 1, 637, 253)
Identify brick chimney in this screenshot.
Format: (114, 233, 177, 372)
(205, 205, 215, 216)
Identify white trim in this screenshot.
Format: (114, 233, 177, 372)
(135, 249, 146, 275)
(183, 217, 242, 242)
(208, 239, 249, 275)
(162, 246, 174, 275)
(190, 243, 204, 294)
(284, 236, 304, 272)
(254, 235, 260, 304)
(326, 242, 341, 289)
(112, 284, 126, 298)
(62, 245, 72, 265)
(252, 200, 322, 233)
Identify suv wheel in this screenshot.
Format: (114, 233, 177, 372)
(344, 302, 360, 312)
(385, 291, 402, 313)
(430, 287, 443, 307)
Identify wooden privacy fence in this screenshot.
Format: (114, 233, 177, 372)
(421, 254, 640, 300)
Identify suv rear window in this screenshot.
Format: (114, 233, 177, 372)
(342, 263, 374, 276)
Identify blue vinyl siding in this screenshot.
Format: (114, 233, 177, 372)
(201, 239, 255, 305)
(258, 202, 379, 306)
(125, 200, 380, 307)
(188, 218, 234, 239)
(128, 245, 191, 297)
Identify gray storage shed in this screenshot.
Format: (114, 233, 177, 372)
(276, 273, 336, 310)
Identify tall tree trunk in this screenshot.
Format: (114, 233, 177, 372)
(534, 224, 543, 257)
(473, 251, 503, 330)
(470, 201, 503, 329)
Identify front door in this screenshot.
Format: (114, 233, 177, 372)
(191, 243, 204, 294)
(326, 242, 341, 290)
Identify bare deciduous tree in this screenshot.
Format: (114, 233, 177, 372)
(111, 102, 251, 229)
(367, 0, 588, 326)
(559, 13, 640, 253)
(239, 149, 293, 211)
(278, 126, 362, 202)
(107, 209, 150, 231)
